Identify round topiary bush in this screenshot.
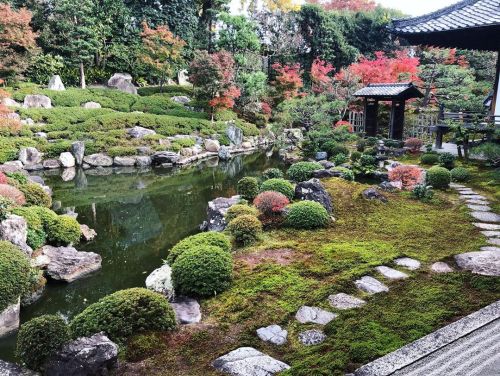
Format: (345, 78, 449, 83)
(426, 166, 451, 189)
(450, 167, 471, 182)
(260, 178, 294, 200)
(16, 315, 70, 371)
(227, 214, 262, 245)
(420, 153, 439, 165)
(254, 191, 289, 217)
(166, 231, 231, 265)
(262, 168, 284, 181)
(225, 204, 259, 223)
(19, 184, 52, 207)
(172, 245, 233, 297)
(12, 206, 47, 249)
(237, 176, 260, 201)
(46, 215, 81, 246)
(287, 162, 322, 182)
(438, 152, 456, 169)
(70, 288, 176, 344)
(285, 201, 329, 229)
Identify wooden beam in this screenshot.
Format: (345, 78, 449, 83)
(364, 98, 379, 137)
(492, 51, 500, 125)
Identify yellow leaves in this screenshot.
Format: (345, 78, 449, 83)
(264, 0, 301, 12)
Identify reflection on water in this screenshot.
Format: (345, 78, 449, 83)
(0, 151, 284, 361)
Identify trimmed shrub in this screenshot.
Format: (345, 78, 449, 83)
(426, 166, 451, 189)
(333, 153, 348, 166)
(285, 201, 329, 229)
(172, 245, 232, 297)
(420, 153, 439, 165)
(287, 162, 322, 182)
(70, 288, 176, 343)
(411, 184, 434, 202)
(350, 151, 362, 162)
(0, 184, 26, 205)
(404, 137, 423, 153)
(438, 152, 456, 169)
(262, 168, 284, 181)
(227, 214, 262, 245)
(260, 178, 294, 200)
(451, 167, 471, 182)
(335, 167, 355, 181)
(237, 176, 259, 201)
(16, 315, 70, 371)
(388, 165, 424, 190)
(254, 191, 289, 216)
(19, 183, 52, 207)
(166, 231, 231, 265)
(225, 204, 258, 223)
(46, 215, 81, 245)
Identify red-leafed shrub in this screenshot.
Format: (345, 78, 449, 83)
(253, 191, 289, 216)
(0, 184, 26, 205)
(389, 165, 424, 190)
(334, 120, 353, 133)
(404, 138, 423, 153)
(0, 172, 7, 185)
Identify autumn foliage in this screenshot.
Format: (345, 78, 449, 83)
(271, 62, 303, 102)
(308, 0, 376, 12)
(254, 191, 289, 217)
(389, 165, 424, 190)
(0, 89, 20, 132)
(310, 58, 334, 94)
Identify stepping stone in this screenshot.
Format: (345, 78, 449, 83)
(461, 194, 487, 201)
(394, 257, 421, 270)
(257, 325, 288, 346)
(375, 266, 409, 280)
(487, 238, 500, 246)
(171, 297, 201, 324)
(481, 230, 500, 238)
(328, 293, 366, 310)
(466, 199, 490, 205)
(213, 347, 290, 376)
(298, 329, 326, 346)
(474, 223, 500, 230)
(480, 246, 500, 252)
(470, 212, 500, 223)
(455, 251, 500, 276)
(430, 262, 453, 273)
(457, 189, 476, 195)
(295, 306, 337, 325)
(467, 204, 491, 212)
(450, 183, 466, 189)
(355, 276, 389, 294)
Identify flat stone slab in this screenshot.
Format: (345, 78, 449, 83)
(457, 189, 476, 195)
(295, 306, 337, 325)
(466, 199, 490, 205)
(394, 257, 421, 270)
(328, 293, 366, 310)
(171, 297, 201, 324)
(450, 183, 466, 189)
(42, 245, 102, 282)
(375, 266, 409, 280)
(430, 262, 453, 273)
(480, 246, 500, 252)
(355, 276, 389, 294)
(470, 212, 500, 223)
(256, 325, 288, 346)
(455, 251, 500, 276)
(298, 329, 327, 346)
(474, 223, 500, 230)
(487, 238, 500, 246)
(481, 230, 500, 238)
(213, 347, 290, 376)
(466, 204, 491, 212)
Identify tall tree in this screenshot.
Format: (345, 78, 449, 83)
(196, 0, 230, 52)
(164, 0, 198, 46)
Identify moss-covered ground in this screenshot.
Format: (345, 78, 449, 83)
(120, 176, 500, 376)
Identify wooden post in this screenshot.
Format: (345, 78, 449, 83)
(389, 100, 405, 140)
(364, 98, 379, 137)
(492, 51, 500, 124)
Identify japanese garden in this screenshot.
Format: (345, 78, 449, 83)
(0, 0, 499, 375)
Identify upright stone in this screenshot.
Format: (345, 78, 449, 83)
(294, 179, 333, 213)
(226, 123, 243, 146)
(48, 75, 65, 91)
(59, 152, 75, 168)
(171, 297, 201, 324)
(145, 264, 174, 300)
(0, 215, 31, 256)
(178, 69, 190, 85)
(71, 141, 85, 166)
(18, 147, 42, 165)
(0, 298, 20, 337)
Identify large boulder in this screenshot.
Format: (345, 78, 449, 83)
(200, 195, 240, 232)
(115, 79, 137, 95)
(0, 359, 38, 376)
(171, 96, 191, 104)
(135, 156, 152, 167)
(294, 179, 333, 213)
(0, 298, 20, 338)
(44, 332, 118, 376)
(226, 123, 243, 146)
(218, 146, 231, 161)
(18, 147, 42, 165)
(23, 94, 52, 109)
(0, 161, 23, 173)
(145, 264, 174, 300)
(0, 215, 32, 256)
(41, 245, 102, 283)
(151, 151, 180, 166)
(204, 139, 221, 152)
(107, 73, 132, 87)
(128, 126, 156, 139)
(59, 152, 75, 168)
(113, 156, 136, 167)
(48, 75, 65, 91)
(71, 141, 85, 166)
(213, 347, 290, 376)
(83, 154, 113, 167)
(1, 97, 21, 108)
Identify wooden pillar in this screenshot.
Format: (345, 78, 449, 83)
(492, 50, 500, 125)
(364, 98, 379, 137)
(389, 100, 405, 140)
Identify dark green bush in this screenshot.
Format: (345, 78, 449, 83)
(137, 85, 193, 97)
(16, 315, 70, 371)
(70, 288, 176, 343)
(450, 167, 471, 182)
(411, 184, 434, 202)
(12, 207, 47, 249)
(227, 214, 263, 245)
(237, 176, 260, 201)
(166, 231, 231, 265)
(18, 183, 52, 207)
(46, 215, 81, 245)
(172, 245, 232, 297)
(285, 201, 330, 229)
(225, 204, 259, 223)
(350, 151, 362, 162)
(287, 162, 322, 182)
(426, 166, 451, 189)
(108, 146, 137, 157)
(438, 152, 456, 169)
(262, 168, 284, 181)
(323, 142, 349, 158)
(333, 153, 348, 166)
(260, 178, 295, 200)
(420, 153, 439, 165)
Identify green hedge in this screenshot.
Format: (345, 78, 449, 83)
(225, 204, 259, 223)
(237, 177, 260, 201)
(227, 214, 262, 245)
(285, 201, 330, 229)
(260, 178, 295, 200)
(166, 231, 231, 265)
(46, 215, 81, 246)
(426, 166, 451, 189)
(287, 162, 323, 182)
(450, 167, 471, 182)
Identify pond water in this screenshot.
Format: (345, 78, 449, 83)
(0, 150, 284, 361)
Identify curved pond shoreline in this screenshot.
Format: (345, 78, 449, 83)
(0, 150, 284, 361)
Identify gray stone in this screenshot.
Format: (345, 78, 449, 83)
(467, 204, 491, 212)
(256, 325, 288, 346)
(470, 212, 500, 223)
(456, 189, 476, 195)
(80, 224, 96, 242)
(294, 178, 333, 213)
(61, 168, 76, 182)
(23, 163, 44, 171)
(177, 69, 189, 85)
(113, 156, 136, 167)
(0, 359, 38, 376)
(82, 101, 101, 109)
(328, 293, 366, 310)
(28, 175, 44, 186)
(70, 141, 85, 166)
(23, 94, 52, 108)
(295, 306, 337, 325)
(480, 246, 500, 252)
(315, 151, 328, 161)
(218, 146, 231, 161)
(20, 117, 33, 125)
(466, 199, 490, 205)
(313, 169, 344, 179)
(83, 153, 113, 167)
(481, 230, 500, 238)
(48, 75, 65, 91)
(213, 347, 290, 376)
(151, 151, 180, 165)
(450, 183, 466, 189)
(108, 73, 132, 87)
(241, 141, 253, 149)
(0, 215, 31, 256)
(379, 181, 399, 192)
(42, 245, 102, 282)
(45, 332, 118, 376)
(298, 329, 326, 346)
(204, 139, 221, 152)
(487, 238, 500, 246)
(226, 123, 243, 146)
(1, 97, 21, 108)
(115, 79, 137, 95)
(200, 195, 240, 232)
(128, 126, 156, 139)
(318, 160, 335, 169)
(455, 251, 500, 276)
(18, 147, 42, 165)
(430, 262, 454, 273)
(34, 131, 47, 138)
(145, 264, 174, 299)
(375, 266, 409, 280)
(135, 156, 152, 167)
(0, 298, 20, 338)
(171, 96, 191, 104)
(394, 257, 421, 270)
(474, 223, 500, 230)
(0, 160, 23, 173)
(59, 152, 75, 168)
(461, 194, 487, 201)
(171, 296, 201, 324)
(362, 187, 388, 203)
(43, 159, 61, 169)
(355, 276, 389, 294)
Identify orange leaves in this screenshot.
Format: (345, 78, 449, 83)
(311, 58, 334, 94)
(271, 62, 303, 101)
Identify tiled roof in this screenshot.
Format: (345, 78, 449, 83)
(353, 83, 423, 98)
(391, 0, 500, 34)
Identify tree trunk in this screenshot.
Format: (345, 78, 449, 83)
(80, 63, 86, 89)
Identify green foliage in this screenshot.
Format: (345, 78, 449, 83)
(0, 137, 37, 163)
(47, 215, 81, 245)
(301, 127, 354, 158)
(287, 162, 323, 182)
(227, 214, 263, 245)
(471, 142, 500, 167)
(18, 184, 52, 207)
(333, 153, 348, 166)
(262, 168, 284, 181)
(450, 167, 471, 182)
(350, 151, 362, 162)
(411, 184, 434, 202)
(11, 206, 48, 249)
(237, 176, 260, 201)
(225, 204, 259, 223)
(335, 167, 355, 181)
(323, 142, 349, 159)
(108, 146, 137, 158)
(166, 231, 231, 265)
(260, 178, 294, 200)
(426, 166, 451, 190)
(217, 13, 260, 66)
(70, 288, 176, 344)
(5, 172, 28, 185)
(137, 85, 193, 97)
(438, 152, 456, 169)
(420, 153, 439, 165)
(353, 154, 377, 175)
(285, 200, 329, 229)
(172, 245, 233, 297)
(25, 54, 65, 85)
(16, 315, 70, 371)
